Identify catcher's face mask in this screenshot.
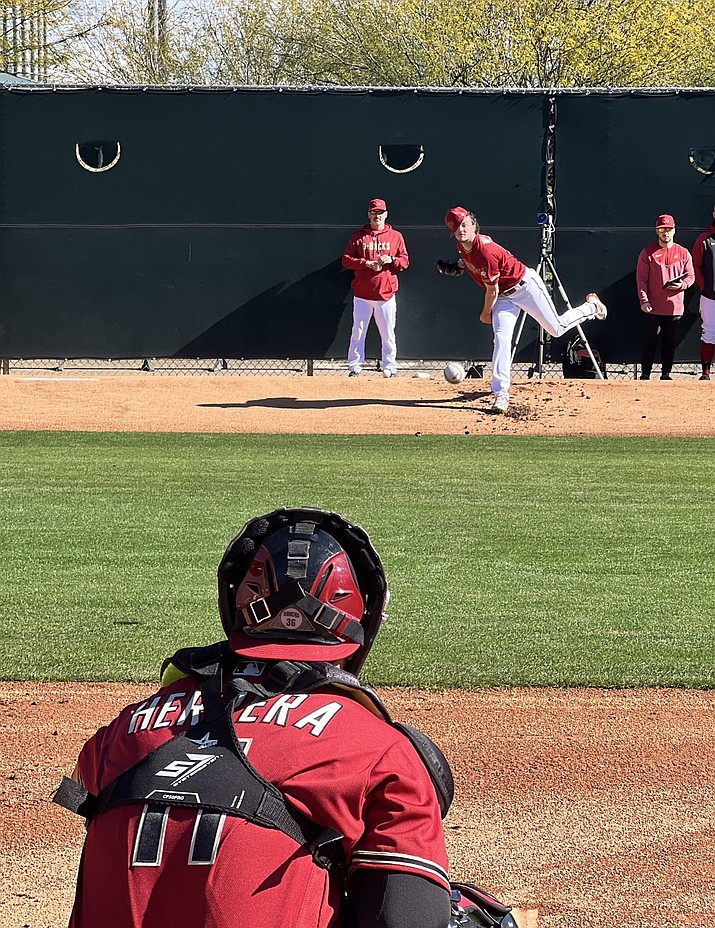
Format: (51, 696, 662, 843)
(218, 508, 388, 675)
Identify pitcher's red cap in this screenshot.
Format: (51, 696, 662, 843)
(655, 214, 675, 228)
(445, 206, 469, 235)
(369, 198, 387, 212)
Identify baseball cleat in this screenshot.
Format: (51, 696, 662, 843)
(700, 370, 711, 381)
(586, 293, 608, 321)
(348, 370, 360, 377)
(491, 396, 509, 414)
(383, 370, 395, 378)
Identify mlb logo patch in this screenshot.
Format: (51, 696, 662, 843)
(233, 661, 266, 678)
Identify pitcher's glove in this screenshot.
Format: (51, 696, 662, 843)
(449, 881, 519, 928)
(437, 259, 464, 277)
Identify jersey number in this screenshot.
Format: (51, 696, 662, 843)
(132, 803, 227, 867)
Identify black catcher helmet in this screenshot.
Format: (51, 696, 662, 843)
(218, 507, 389, 675)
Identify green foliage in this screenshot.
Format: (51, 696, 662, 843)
(68, 0, 209, 84)
(58, 0, 715, 88)
(291, 0, 715, 88)
(0, 0, 92, 81)
(1, 432, 714, 688)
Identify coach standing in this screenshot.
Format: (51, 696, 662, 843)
(636, 214, 694, 380)
(342, 198, 409, 378)
(691, 204, 715, 381)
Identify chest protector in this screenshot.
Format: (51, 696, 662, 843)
(54, 644, 454, 873)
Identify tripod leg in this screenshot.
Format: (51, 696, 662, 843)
(545, 257, 605, 381)
(546, 257, 574, 310)
(535, 256, 549, 378)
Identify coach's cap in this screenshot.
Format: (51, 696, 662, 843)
(656, 214, 676, 228)
(445, 206, 469, 235)
(368, 198, 387, 212)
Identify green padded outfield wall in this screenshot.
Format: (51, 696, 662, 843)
(0, 86, 713, 362)
(553, 91, 715, 364)
(0, 86, 543, 360)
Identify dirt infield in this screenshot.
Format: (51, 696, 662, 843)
(1, 373, 714, 928)
(0, 372, 714, 436)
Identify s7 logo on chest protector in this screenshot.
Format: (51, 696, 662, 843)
(155, 753, 219, 786)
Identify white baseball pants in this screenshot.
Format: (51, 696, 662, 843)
(491, 267, 599, 400)
(699, 294, 715, 344)
(347, 296, 398, 374)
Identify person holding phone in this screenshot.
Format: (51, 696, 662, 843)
(636, 214, 695, 380)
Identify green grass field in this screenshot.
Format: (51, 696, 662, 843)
(1, 431, 713, 688)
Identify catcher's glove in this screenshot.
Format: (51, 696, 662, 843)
(449, 882, 519, 928)
(437, 258, 464, 277)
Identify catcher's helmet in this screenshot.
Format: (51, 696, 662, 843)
(218, 507, 388, 675)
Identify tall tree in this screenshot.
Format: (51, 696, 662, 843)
(1, 0, 96, 80)
(66, 0, 204, 84)
(59, 0, 715, 89)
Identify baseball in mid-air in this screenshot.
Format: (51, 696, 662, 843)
(443, 362, 466, 384)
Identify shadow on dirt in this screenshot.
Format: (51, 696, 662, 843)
(198, 391, 495, 412)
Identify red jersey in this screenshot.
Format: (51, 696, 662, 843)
(69, 672, 448, 928)
(342, 223, 409, 300)
(691, 223, 715, 299)
(457, 234, 526, 292)
(636, 241, 695, 316)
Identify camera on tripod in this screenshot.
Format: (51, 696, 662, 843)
(509, 209, 605, 380)
(536, 211, 555, 256)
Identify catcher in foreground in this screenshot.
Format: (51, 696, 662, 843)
(54, 507, 518, 928)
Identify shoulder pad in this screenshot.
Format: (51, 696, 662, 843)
(265, 661, 392, 722)
(393, 722, 454, 818)
(53, 776, 99, 819)
(160, 641, 230, 686)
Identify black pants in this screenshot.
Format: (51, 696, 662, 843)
(641, 314, 680, 377)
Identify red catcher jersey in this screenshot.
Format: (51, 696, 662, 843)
(69, 672, 449, 928)
(458, 234, 526, 292)
(342, 223, 409, 300)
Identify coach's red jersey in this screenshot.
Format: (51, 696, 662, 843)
(342, 224, 409, 300)
(458, 234, 526, 292)
(636, 241, 694, 316)
(69, 667, 449, 928)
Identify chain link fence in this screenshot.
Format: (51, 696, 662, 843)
(0, 356, 705, 379)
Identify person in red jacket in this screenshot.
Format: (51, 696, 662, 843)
(342, 198, 409, 378)
(690, 204, 715, 380)
(636, 214, 695, 380)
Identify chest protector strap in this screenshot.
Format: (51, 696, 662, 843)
(54, 664, 344, 872)
(54, 648, 454, 872)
